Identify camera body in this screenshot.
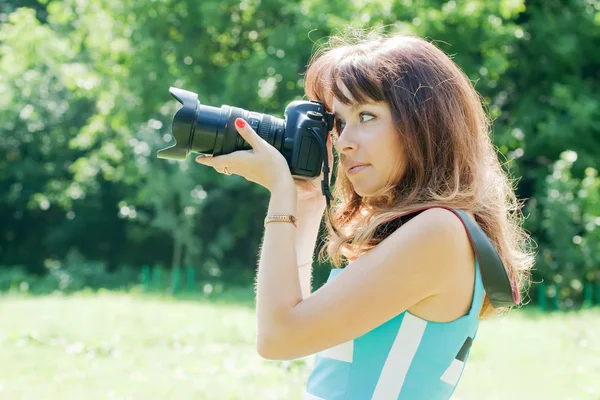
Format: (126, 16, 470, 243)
(158, 87, 334, 179)
(278, 100, 334, 178)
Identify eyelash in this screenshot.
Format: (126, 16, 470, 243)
(333, 112, 375, 134)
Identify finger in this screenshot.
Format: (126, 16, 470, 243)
(195, 150, 252, 168)
(234, 118, 265, 149)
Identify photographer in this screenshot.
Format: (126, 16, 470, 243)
(194, 30, 533, 400)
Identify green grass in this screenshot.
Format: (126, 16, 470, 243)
(1, 288, 599, 400)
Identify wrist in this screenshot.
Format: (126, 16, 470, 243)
(268, 176, 297, 216)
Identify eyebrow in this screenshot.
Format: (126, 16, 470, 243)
(333, 102, 378, 119)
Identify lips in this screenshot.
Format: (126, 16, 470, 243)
(347, 164, 370, 173)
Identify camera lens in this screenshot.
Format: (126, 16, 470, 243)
(158, 88, 285, 161)
(197, 105, 286, 156)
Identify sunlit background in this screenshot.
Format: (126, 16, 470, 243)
(1, 1, 599, 399)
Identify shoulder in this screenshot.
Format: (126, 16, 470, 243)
(385, 207, 475, 292)
(399, 207, 468, 235)
(390, 207, 472, 253)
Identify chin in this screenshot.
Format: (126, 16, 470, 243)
(352, 181, 397, 200)
(351, 185, 378, 198)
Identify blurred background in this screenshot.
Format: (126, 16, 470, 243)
(0, 0, 599, 399)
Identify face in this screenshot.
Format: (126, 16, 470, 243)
(332, 84, 406, 197)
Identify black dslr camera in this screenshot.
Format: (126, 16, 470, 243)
(158, 87, 335, 202)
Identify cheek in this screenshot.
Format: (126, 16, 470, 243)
(378, 138, 406, 180)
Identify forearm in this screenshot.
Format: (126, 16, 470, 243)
(256, 180, 302, 343)
(295, 199, 326, 298)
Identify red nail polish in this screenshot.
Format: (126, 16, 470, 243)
(235, 118, 245, 128)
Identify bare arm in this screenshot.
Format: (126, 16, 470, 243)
(257, 207, 476, 360)
(295, 198, 327, 299)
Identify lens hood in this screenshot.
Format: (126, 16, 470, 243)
(157, 87, 199, 161)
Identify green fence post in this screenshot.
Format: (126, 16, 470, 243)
(584, 282, 593, 308)
(141, 265, 150, 292)
(186, 266, 195, 292)
(152, 266, 162, 291)
(538, 282, 547, 312)
(172, 267, 181, 294)
(551, 284, 559, 311)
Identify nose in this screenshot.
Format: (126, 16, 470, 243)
(334, 126, 358, 154)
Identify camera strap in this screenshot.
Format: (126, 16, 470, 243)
(308, 127, 334, 206)
(389, 206, 521, 308)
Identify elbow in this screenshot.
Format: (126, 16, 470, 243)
(257, 333, 295, 360)
(256, 314, 291, 360)
(257, 311, 304, 360)
(257, 335, 281, 360)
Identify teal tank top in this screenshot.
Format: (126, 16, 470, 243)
(303, 258, 484, 400)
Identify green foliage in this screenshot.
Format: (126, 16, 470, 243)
(1, 0, 599, 308)
(0, 266, 30, 292)
(527, 151, 600, 306)
(0, 250, 139, 294)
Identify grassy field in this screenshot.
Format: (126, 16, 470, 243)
(1, 287, 599, 400)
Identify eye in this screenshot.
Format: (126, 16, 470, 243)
(333, 112, 375, 135)
(359, 112, 375, 123)
(334, 118, 346, 134)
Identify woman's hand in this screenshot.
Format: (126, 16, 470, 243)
(294, 131, 334, 202)
(195, 118, 294, 192)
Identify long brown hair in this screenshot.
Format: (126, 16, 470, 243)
(304, 29, 535, 318)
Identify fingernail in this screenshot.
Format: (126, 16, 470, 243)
(235, 118, 246, 128)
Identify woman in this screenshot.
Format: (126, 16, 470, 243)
(196, 30, 534, 400)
